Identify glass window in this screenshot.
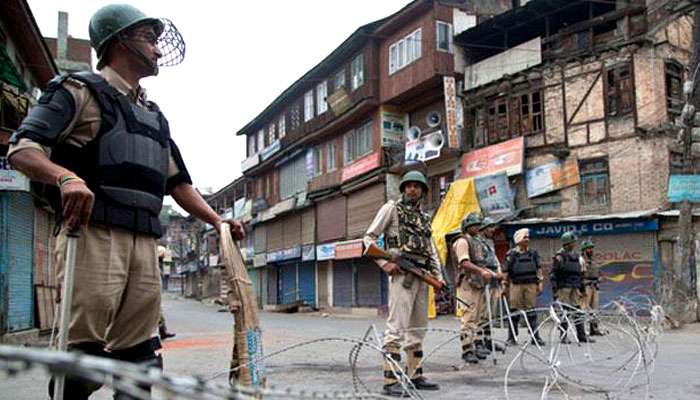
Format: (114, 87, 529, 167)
(304, 90, 314, 121)
(316, 81, 328, 114)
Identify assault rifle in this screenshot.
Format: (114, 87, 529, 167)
(364, 242, 471, 308)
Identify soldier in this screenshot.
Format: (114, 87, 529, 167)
(364, 170, 445, 397)
(550, 232, 594, 344)
(8, 4, 244, 399)
(452, 212, 498, 364)
(581, 240, 605, 336)
(503, 228, 545, 346)
(476, 217, 506, 353)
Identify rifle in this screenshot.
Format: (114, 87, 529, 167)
(364, 242, 472, 309)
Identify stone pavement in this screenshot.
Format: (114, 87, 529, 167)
(1, 294, 700, 399)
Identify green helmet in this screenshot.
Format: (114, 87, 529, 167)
(399, 170, 428, 193)
(480, 217, 497, 230)
(89, 4, 164, 59)
(461, 212, 482, 232)
(581, 240, 595, 250)
(561, 231, 578, 246)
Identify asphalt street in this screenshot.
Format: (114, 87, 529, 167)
(2, 294, 700, 399)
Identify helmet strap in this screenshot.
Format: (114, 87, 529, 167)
(119, 36, 159, 76)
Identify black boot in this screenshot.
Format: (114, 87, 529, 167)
(576, 322, 595, 343)
(411, 376, 440, 391)
(474, 341, 489, 359)
(484, 339, 506, 353)
(111, 337, 163, 400)
(527, 312, 545, 346)
(382, 382, 410, 397)
(589, 322, 605, 336)
(159, 323, 176, 340)
(462, 350, 480, 364)
(507, 314, 520, 346)
(48, 342, 106, 399)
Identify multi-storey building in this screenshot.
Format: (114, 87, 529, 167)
(0, 0, 58, 340)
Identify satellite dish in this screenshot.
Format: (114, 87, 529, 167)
(407, 126, 421, 141)
(426, 111, 441, 128)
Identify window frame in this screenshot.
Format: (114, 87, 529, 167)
(436, 21, 453, 53)
(312, 146, 322, 177)
(278, 115, 286, 138)
(605, 63, 634, 117)
(256, 129, 265, 151)
(665, 60, 683, 116)
(351, 53, 365, 90)
(334, 69, 346, 91)
(304, 90, 314, 122)
(389, 28, 422, 75)
(316, 81, 328, 115)
(578, 158, 610, 208)
(326, 141, 337, 172)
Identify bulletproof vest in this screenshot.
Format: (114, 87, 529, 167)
(464, 234, 486, 267)
(48, 72, 170, 237)
(508, 249, 539, 283)
(479, 237, 499, 272)
(554, 249, 583, 288)
(395, 200, 432, 261)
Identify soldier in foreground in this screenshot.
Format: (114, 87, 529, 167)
(363, 170, 445, 397)
(581, 240, 605, 336)
(8, 4, 244, 398)
(550, 232, 594, 344)
(503, 228, 545, 346)
(452, 213, 497, 364)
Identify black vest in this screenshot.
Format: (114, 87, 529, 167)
(553, 249, 583, 288)
(479, 237, 499, 272)
(49, 72, 170, 237)
(507, 249, 539, 283)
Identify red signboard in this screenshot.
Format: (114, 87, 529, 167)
(460, 137, 524, 179)
(342, 152, 380, 182)
(334, 239, 364, 260)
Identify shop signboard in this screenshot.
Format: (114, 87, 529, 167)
(266, 246, 301, 263)
(460, 137, 523, 178)
(525, 157, 580, 198)
(335, 239, 364, 260)
(316, 243, 336, 261)
(0, 156, 30, 191)
(342, 152, 380, 182)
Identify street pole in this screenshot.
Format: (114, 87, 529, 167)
(676, 0, 700, 322)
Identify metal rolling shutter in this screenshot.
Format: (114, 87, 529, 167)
(347, 184, 385, 238)
(254, 224, 267, 254)
(279, 261, 298, 304)
(356, 259, 382, 307)
(298, 261, 316, 307)
(33, 208, 56, 331)
(301, 209, 315, 244)
(266, 267, 278, 305)
(332, 260, 354, 307)
(317, 197, 347, 242)
(283, 214, 301, 248)
(267, 220, 283, 251)
(0, 192, 35, 332)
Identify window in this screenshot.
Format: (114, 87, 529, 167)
(579, 158, 610, 208)
(256, 129, 264, 151)
(268, 123, 276, 144)
(520, 91, 543, 134)
(304, 90, 314, 121)
(278, 115, 286, 138)
(605, 64, 634, 116)
(473, 89, 544, 147)
(436, 22, 453, 53)
(290, 104, 301, 130)
(351, 53, 364, 90)
(344, 120, 373, 164)
(247, 135, 256, 156)
(427, 172, 454, 211)
(334, 69, 345, 91)
(312, 146, 322, 176)
(666, 61, 683, 116)
(326, 141, 337, 172)
(316, 81, 328, 114)
(389, 29, 422, 74)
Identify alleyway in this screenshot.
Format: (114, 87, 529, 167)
(2, 294, 700, 399)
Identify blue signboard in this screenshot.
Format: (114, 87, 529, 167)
(266, 245, 301, 263)
(260, 139, 281, 161)
(505, 218, 658, 239)
(668, 175, 700, 202)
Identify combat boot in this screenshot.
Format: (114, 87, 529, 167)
(382, 383, 410, 397)
(411, 376, 440, 391)
(462, 350, 480, 364)
(589, 322, 605, 336)
(576, 322, 595, 343)
(474, 340, 490, 359)
(484, 339, 506, 353)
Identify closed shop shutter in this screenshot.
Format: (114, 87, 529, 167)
(266, 266, 278, 305)
(355, 259, 382, 307)
(332, 260, 354, 307)
(347, 184, 385, 238)
(317, 196, 347, 242)
(298, 261, 316, 306)
(317, 261, 330, 308)
(283, 214, 301, 248)
(279, 261, 298, 304)
(254, 224, 267, 254)
(301, 209, 315, 244)
(0, 192, 35, 332)
(33, 208, 57, 331)
(267, 220, 283, 251)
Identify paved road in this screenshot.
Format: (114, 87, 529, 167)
(2, 294, 700, 399)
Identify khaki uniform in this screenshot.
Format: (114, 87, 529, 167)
(452, 234, 488, 354)
(582, 255, 600, 311)
(8, 67, 190, 350)
(364, 199, 442, 385)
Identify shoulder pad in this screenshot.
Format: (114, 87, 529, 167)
(9, 84, 76, 146)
